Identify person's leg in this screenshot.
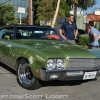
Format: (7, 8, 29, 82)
(67, 39, 76, 44)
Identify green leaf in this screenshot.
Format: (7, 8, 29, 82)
(0, 4, 18, 25)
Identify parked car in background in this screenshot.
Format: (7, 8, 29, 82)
(0, 25, 100, 90)
(75, 29, 88, 43)
(78, 29, 87, 35)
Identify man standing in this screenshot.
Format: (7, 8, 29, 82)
(88, 21, 99, 48)
(59, 14, 78, 44)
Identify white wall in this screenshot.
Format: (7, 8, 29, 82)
(94, 10, 100, 15)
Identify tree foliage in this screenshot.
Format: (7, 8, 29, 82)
(66, 0, 96, 10)
(60, 0, 70, 17)
(33, 0, 96, 25)
(77, 0, 96, 10)
(0, 4, 18, 25)
(65, 0, 96, 22)
(34, 0, 70, 25)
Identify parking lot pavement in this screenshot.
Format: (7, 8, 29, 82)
(0, 62, 100, 100)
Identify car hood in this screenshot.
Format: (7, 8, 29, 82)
(16, 40, 96, 58)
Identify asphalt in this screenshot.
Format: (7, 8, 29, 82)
(0, 62, 100, 100)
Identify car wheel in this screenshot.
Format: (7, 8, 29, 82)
(17, 59, 41, 90)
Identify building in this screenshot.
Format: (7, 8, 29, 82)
(70, 10, 85, 30)
(86, 13, 100, 34)
(0, 0, 28, 24)
(86, 14, 100, 22)
(93, 9, 100, 15)
(70, 10, 84, 16)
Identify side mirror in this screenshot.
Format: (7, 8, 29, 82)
(4, 35, 10, 40)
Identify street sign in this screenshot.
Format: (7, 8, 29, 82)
(16, 7, 25, 24)
(17, 7, 25, 14)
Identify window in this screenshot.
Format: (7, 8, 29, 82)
(13, 0, 18, 6)
(17, 0, 22, 6)
(0, 27, 14, 39)
(16, 26, 61, 40)
(22, 0, 25, 6)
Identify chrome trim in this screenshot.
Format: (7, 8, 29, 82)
(68, 58, 100, 68)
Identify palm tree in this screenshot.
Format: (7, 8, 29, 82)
(51, 0, 60, 28)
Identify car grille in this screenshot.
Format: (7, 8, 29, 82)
(68, 58, 100, 68)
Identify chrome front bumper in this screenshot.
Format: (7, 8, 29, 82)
(40, 67, 100, 81)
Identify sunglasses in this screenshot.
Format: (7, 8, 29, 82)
(70, 18, 74, 19)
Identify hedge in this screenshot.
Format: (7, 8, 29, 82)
(77, 35, 89, 45)
(77, 35, 100, 46)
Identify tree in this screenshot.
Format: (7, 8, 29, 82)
(34, 0, 70, 25)
(33, 0, 41, 24)
(77, 0, 96, 10)
(66, 0, 96, 21)
(0, 4, 18, 25)
(60, 0, 70, 17)
(52, 0, 61, 28)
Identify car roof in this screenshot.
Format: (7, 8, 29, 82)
(2, 24, 52, 29)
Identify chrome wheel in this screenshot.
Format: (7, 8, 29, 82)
(17, 59, 41, 90)
(18, 63, 34, 85)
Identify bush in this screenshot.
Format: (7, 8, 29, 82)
(77, 35, 100, 46)
(77, 35, 89, 46)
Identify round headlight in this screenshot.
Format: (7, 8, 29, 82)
(57, 59, 65, 69)
(46, 59, 56, 70)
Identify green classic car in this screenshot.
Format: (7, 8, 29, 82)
(0, 25, 100, 90)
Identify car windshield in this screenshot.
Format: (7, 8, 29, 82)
(16, 26, 63, 41)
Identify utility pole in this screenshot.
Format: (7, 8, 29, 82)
(28, 0, 33, 25)
(73, 0, 77, 22)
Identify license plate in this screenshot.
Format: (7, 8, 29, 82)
(83, 71, 97, 80)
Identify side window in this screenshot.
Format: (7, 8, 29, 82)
(16, 30, 32, 39)
(0, 29, 4, 39)
(1, 27, 14, 39)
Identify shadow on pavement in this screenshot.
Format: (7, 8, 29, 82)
(40, 78, 97, 87)
(0, 62, 16, 75)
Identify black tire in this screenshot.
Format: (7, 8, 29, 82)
(17, 59, 41, 90)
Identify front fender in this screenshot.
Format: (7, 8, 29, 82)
(16, 49, 46, 79)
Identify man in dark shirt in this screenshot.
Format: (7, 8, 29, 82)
(59, 14, 78, 44)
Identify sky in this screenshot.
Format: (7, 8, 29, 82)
(78, 0, 100, 15)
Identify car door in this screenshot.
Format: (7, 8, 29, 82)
(0, 26, 16, 67)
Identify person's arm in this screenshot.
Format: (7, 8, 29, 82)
(98, 33, 100, 40)
(92, 33, 96, 42)
(74, 23, 78, 39)
(59, 29, 67, 40)
(74, 29, 78, 39)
